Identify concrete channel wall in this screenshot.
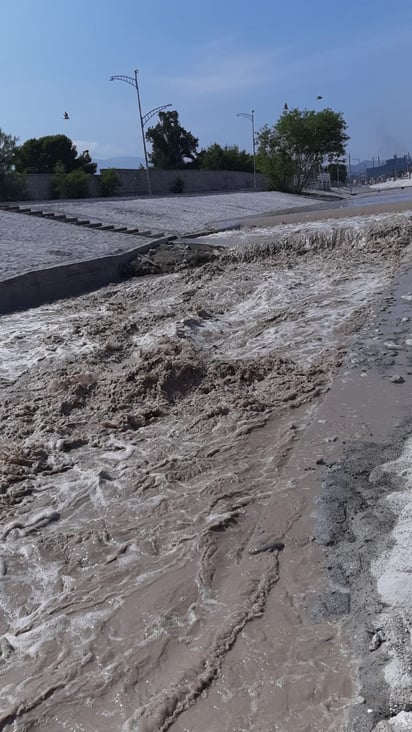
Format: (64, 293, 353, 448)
(0, 240, 162, 315)
(113, 169, 268, 196)
(24, 170, 268, 201)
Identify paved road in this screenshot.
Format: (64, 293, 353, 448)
(230, 189, 412, 229)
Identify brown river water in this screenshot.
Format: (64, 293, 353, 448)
(1, 215, 412, 731)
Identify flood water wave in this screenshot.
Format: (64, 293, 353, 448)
(0, 215, 411, 731)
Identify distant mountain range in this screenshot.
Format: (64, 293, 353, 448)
(348, 160, 373, 175)
(95, 156, 146, 170)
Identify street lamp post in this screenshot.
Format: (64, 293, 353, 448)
(347, 155, 362, 191)
(110, 69, 171, 195)
(237, 110, 256, 190)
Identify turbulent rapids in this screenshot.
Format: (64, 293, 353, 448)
(1, 215, 412, 731)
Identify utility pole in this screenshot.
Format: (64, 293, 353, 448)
(110, 69, 171, 196)
(237, 109, 257, 190)
(348, 153, 352, 193)
(134, 69, 151, 195)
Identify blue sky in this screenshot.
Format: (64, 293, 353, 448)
(1, 0, 412, 163)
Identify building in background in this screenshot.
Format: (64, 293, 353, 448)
(366, 154, 411, 182)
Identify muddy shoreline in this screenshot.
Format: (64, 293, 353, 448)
(313, 265, 412, 731)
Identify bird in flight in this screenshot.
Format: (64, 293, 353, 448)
(316, 96, 323, 100)
(63, 112, 70, 120)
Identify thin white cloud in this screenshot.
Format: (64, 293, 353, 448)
(73, 140, 128, 158)
(165, 45, 279, 97)
(73, 140, 99, 153)
(160, 24, 412, 100)
(267, 23, 412, 86)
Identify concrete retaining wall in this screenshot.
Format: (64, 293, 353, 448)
(23, 174, 101, 201)
(23, 169, 268, 201)
(0, 240, 162, 315)
(23, 174, 51, 201)
(112, 169, 268, 196)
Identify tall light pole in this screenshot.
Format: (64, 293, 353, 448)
(110, 69, 171, 195)
(348, 155, 362, 190)
(237, 109, 256, 190)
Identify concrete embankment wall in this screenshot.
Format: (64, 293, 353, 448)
(23, 174, 101, 201)
(0, 240, 158, 315)
(113, 169, 268, 196)
(24, 170, 268, 201)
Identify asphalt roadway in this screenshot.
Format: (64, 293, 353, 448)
(220, 186, 412, 230)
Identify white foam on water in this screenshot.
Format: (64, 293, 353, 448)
(371, 438, 412, 606)
(0, 304, 100, 383)
(0, 213, 410, 729)
(371, 437, 412, 695)
(374, 711, 412, 731)
(132, 321, 177, 351)
(178, 262, 387, 363)
(202, 211, 412, 248)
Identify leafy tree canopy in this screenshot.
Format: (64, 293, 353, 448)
(146, 111, 198, 169)
(197, 143, 253, 172)
(0, 128, 18, 173)
(257, 107, 349, 193)
(0, 128, 24, 201)
(15, 135, 97, 174)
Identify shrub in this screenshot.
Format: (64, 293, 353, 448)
(64, 169, 90, 198)
(0, 172, 26, 201)
(51, 166, 90, 199)
(50, 162, 66, 199)
(100, 168, 120, 197)
(169, 175, 184, 194)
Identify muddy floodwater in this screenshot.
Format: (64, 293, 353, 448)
(1, 214, 412, 731)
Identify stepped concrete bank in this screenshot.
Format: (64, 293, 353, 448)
(0, 238, 169, 314)
(0, 191, 324, 315)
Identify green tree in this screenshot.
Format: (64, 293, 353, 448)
(0, 128, 18, 173)
(146, 111, 198, 169)
(15, 135, 97, 174)
(0, 128, 25, 201)
(197, 143, 253, 172)
(76, 149, 97, 174)
(257, 107, 349, 193)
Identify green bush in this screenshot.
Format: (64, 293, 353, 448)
(0, 172, 26, 201)
(50, 161, 66, 199)
(51, 166, 90, 199)
(100, 168, 120, 197)
(169, 175, 184, 194)
(64, 169, 90, 198)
